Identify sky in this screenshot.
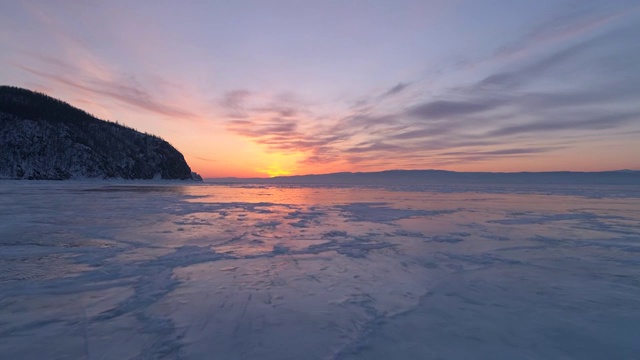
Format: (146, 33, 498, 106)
(1, 0, 639, 178)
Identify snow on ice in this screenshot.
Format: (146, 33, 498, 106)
(0, 181, 639, 359)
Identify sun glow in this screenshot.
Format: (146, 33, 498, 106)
(258, 164, 292, 178)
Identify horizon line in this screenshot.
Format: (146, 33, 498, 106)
(204, 168, 640, 180)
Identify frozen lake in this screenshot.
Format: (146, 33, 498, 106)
(1, 181, 639, 359)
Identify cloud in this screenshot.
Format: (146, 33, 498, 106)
(493, 5, 627, 59)
(223, 10, 640, 171)
(516, 85, 640, 110)
(486, 112, 640, 138)
(386, 123, 460, 141)
(252, 106, 298, 118)
(349, 80, 414, 111)
(9, 4, 200, 121)
(222, 89, 362, 156)
(228, 118, 298, 138)
(16, 63, 198, 119)
(380, 82, 411, 98)
(220, 90, 251, 118)
(344, 142, 405, 154)
(226, 111, 352, 155)
(438, 147, 564, 157)
(475, 34, 607, 91)
(343, 113, 398, 129)
(302, 146, 342, 165)
(407, 99, 504, 120)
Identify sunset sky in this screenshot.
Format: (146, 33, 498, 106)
(1, 0, 639, 178)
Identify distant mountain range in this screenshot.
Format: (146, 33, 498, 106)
(208, 169, 640, 185)
(0, 86, 201, 180)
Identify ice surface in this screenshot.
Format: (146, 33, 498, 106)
(1, 181, 639, 359)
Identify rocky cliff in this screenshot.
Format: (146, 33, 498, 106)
(0, 86, 201, 180)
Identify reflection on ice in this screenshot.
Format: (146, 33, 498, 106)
(0, 182, 639, 359)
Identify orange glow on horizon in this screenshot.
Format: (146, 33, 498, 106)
(257, 165, 292, 178)
(189, 148, 639, 178)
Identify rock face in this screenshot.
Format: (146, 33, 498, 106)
(0, 86, 202, 180)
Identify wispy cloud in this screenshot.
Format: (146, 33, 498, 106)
(474, 33, 611, 92)
(10, 3, 199, 120)
(225, 14, 640, 170)
(406, 99, 504, 120)
(438, 147, 566, 157)
(493, 5, 629, 59)
(486, 112, 640, 137)
(344, 142, 405, 154)
(16, 62, 198, 119)
(227, 118, 298, 138)
(221, 89, 355, 155)
(380, 82, 411, 99)
(220, 90, 251, 118)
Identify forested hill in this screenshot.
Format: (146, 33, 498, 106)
(0, 86, 201, 180)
